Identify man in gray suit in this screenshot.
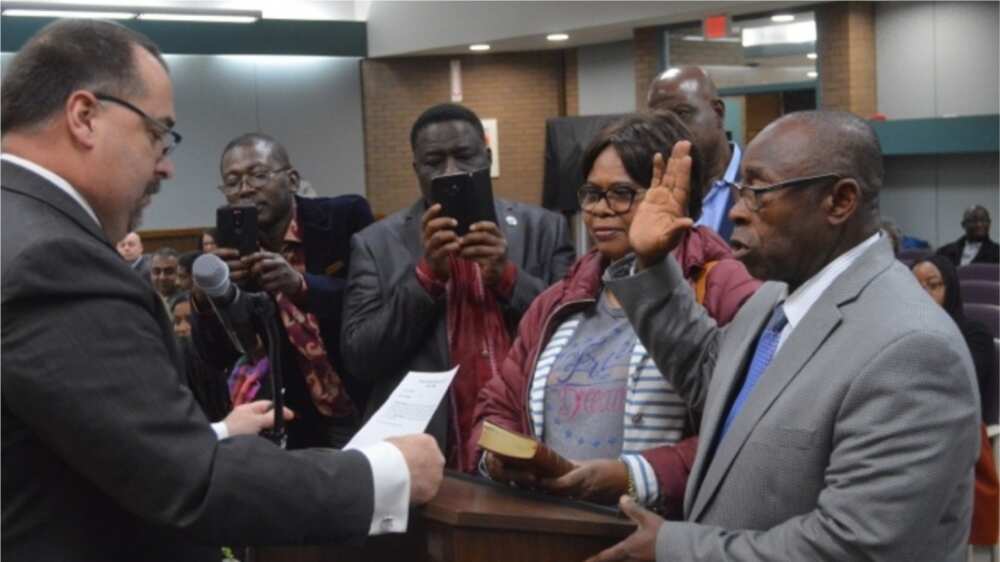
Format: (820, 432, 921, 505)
(588, 111, 979, 561)
(342, 103, 576, 471)
(2, 19, 442, 561)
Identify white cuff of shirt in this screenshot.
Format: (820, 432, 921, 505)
(212, 421, 228, 440)
(360, 441, 410, 535)
(621, 453, 660, 507)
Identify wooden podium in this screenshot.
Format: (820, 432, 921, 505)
(253, 473, 635, 562)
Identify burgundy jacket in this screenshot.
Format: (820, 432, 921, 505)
(469, 226, 760, 516)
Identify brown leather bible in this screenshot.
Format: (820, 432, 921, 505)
(478, 421, 575, 478)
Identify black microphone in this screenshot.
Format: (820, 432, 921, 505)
(192, 253, 262, 357)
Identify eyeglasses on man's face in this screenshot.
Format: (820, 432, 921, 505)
(94, 93, 181, 157)
(217, 167, 292, 195)
(577, 185, 644, 214)
(733, 173, 843, 212)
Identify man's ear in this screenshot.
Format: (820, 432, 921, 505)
(712, 98, 726, 122)
(825, 178, 862, 226)
(65, 90, 101, 149)
(287, 168, 300, 192)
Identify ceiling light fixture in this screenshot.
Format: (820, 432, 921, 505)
(1, 3, 260, 23)
(771, 14, 796, 23)
(138, 13, 257, 23)
(546, 33, 569, 42)
(2, 8, 135, 19)
(807, 71, 818, 78)
(469, 44, 491, 52)
(807, 52, 818, 60)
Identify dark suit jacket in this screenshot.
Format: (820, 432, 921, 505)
(341, 198, 575, 451)
(937, 236, 1000, 266)
(1, 161, 374, 561)
(191, 195, 374, 448)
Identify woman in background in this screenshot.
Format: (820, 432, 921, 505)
(912, 255, 998, 546)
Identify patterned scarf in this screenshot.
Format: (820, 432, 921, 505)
(227, 203, 354, 417)
(445, 257, 512, 471)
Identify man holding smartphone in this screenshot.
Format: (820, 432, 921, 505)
(342, 103, 577, 472)
(191, 132, 375, 450)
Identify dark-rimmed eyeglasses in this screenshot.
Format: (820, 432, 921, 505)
(218, 167, 292, 195)
(733, 173, 843, 212)
(577, 185, 644, 214)
(94, 93, 181, 157)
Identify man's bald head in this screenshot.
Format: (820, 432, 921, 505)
(647, 66, 719, 108)
(768, 110, 883, 206)
(646, 66, 729, 185)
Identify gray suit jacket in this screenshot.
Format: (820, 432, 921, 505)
(1, 161, 375, 561)
(607, 237, 980, 561)
(341, 198, 575, 450)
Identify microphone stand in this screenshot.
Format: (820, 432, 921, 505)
(246, 293, 287, 449)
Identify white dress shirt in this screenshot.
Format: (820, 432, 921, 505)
(961, 240, 982, 266)
(1, 153, 412, 535)
(777, 232, 882, 351)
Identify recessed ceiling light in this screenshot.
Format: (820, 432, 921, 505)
(469, 44, 491, 52)
(546, 33, 569, 42)
(771, 14, 796, 23)
(2, 8, 135, 19)
(807, 71, 818, 78)
(682, 35, 705, 42)
(807, 52, 818, 60)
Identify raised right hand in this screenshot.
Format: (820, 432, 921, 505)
(628, 141, 695, 269)
(421, 204, 459, 281)
(386, 434, 445, 505)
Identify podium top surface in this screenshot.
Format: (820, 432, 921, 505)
(421, 474, 636, 538)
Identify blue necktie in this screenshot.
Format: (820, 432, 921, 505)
(718, 304, 788, 441)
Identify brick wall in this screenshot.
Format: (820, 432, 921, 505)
(564, 48, 579, 117)
(816, 2, 877, 116)
(633, 26, 660, 110)
(361, 52, 567, 216)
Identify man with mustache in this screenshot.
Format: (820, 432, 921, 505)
(588, 110, 979, 561)
(192, 132, 375, 450)
(2, 19, 443, 562)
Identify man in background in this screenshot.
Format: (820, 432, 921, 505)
(192, 132, 374, 449)
(342, 103, 576, 471)
(117, 230, 152, 283)
(2, 19, 442, 561)
(647, 66, 739, 241)
(151, 246, 181, 309)
(938, 205, 999, 266)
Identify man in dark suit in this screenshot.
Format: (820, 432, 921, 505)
(192, 133, 374, 449)
(116, 230, 153, 283)
(1, 19, 442, 561)
(937, 205, 999, 266)
(342, 103, 576, 471)
(648, 66, 739, 241)
(589, 111, 979, 561)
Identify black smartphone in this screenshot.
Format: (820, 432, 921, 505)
(216, 205, 258, 256)
(430, 167, 497, 236)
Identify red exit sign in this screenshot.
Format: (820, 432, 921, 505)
(703, 15, 730, 40)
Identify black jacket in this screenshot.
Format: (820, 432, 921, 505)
(937, 235, 1000, 266)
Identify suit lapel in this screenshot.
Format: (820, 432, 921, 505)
(684, 286, 783, 517)
(689, 237, 895, 521)
(495, 199, 526, 268)
(1, 160, 111, 250)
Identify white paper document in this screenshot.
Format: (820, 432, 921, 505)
(344, 367, 458, 450)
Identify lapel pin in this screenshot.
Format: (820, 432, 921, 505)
(505, 215, 518, 227)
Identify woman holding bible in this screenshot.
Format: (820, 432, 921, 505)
(467, 112, 759, 516)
